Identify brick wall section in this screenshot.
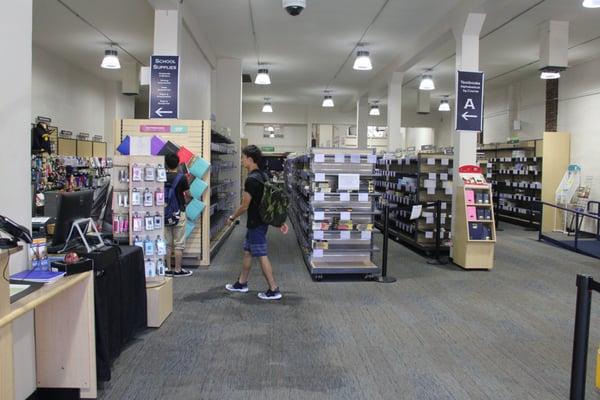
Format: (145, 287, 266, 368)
(545, 79, 559, 132)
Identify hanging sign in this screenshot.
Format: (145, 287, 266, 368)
(455, 70, 484, 132)
(150, 55, 179, 119)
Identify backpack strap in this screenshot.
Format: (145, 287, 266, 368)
(168, 173, 184, 198)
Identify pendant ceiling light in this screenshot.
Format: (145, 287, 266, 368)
(322, 93, 334, 108)
(266, 126, 275, 132)
(419, 72, 435, 91)
(255, 68, 271, 85)
(262, 98, 273, 113)
(101, 48, 121, 69)
(369, 104, 380, 116)
(438, 98, 451, 112)
(353, 50, 373, 71)
(583, 0, 600, 8)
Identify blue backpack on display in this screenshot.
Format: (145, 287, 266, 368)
(165, 173, 184, 226)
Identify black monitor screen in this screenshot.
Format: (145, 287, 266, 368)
(51, 191, 94, 247)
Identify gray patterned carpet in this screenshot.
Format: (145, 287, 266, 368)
(98, 223, 600, 399)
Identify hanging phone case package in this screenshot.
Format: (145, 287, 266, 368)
(145, 259, 156, 278)
(156, 237, 167, 256)
(145, 213, 154, 231)
(154, 214, 163, 229)
(144, 237, 154, 256)
(156, 259, 165, 276)
(134, 236, 143, 248)
(131, 189, 141, 206)
(145, 165, 155, 181)
(132, 213, 143, 232)
(144, 188, 153, 207)
(156, 165, 167, 182)
(131, 165, 142, 182)
(155, 188, 165, 206)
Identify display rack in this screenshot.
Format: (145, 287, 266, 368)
(116, 119, 211, 266)
(209, 129, 237, 257)
(374, 153, 453, 253)
(286, 148, 380, 280)
(111, 155, 130, 243)
(478, 133, 570, 231)
(32, 154, 112, 193)
(452, 165, 496, 270)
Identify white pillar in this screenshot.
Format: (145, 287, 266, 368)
(451, 13, 486, 252)
(356, 95, 369, 149)
(1, 2, 36, 398)
(387, 72, 404, 152)
(216, 58, 242, 205)
(153, 9, 181, 56)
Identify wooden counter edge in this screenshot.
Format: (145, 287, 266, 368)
(0, 271, 91, 329)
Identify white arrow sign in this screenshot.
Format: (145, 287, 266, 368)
(461, 111, 477, 121)
(155, 107, 173, 118)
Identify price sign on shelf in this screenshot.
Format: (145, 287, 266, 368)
(339, 192, 350, 202)
(334, 154, 345, 163)
(340, 231, 351, 240)
(340, 212, 351, 220)
(314, 153, 325, 163)
(314, 192, 325, 202)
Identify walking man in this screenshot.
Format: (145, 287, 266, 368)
(225, 145, 288, 300)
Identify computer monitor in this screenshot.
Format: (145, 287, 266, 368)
(51, 191, 94, 248)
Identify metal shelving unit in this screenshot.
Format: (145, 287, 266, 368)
(209, 129, 236, 258)
(286, 148, 380, 280)
(374, 153, 453, 253)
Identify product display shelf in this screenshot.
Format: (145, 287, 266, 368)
(111, 155, 130, 243)
(209, 129, 237, 257)
(453, 184, 496, 270)
(32, 154, 113, 193)
(286, 149, 380, 279)
(117, 119, 211, 266)
(478, 139, 543, 228)
(374, 153, 453, 252)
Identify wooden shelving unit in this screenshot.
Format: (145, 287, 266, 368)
(453, 178, 496, 270)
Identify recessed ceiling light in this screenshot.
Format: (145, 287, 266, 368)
(540, 71, 561, 80)
(419, 72, 435, 91)
(255, 68, 271, 85)
(583, 0, 600, 8)
(353, 50, 373, 71)
(101, 49, 121, 69)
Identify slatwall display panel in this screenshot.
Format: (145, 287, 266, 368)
(116, 119, 211, 266)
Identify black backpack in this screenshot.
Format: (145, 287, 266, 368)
(164, 173, 184, 226)
(251, 171, 288, 227)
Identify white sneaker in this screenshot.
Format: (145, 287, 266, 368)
(225, 281, 249, 293)
(257, 288, 282, 300)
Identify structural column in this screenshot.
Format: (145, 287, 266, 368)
(356, 94, 369, 149)
(387, 71, 404, 152)
(451, 13, 486, 251)
(153, 7, 181, 56)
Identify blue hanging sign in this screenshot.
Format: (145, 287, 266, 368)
(150, 55, 179, 119)
(455, 70, 484, 132)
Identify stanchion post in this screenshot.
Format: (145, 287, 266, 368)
(376, 201, 396, 283)
(525, 201, 538, 232)
(570, 274, 592, 400)
(427, 200, 448, 265)
(574, 212, 580, 251)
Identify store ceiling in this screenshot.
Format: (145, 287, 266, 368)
(33, 0, 154, 81)
(32, 0, 600, 112)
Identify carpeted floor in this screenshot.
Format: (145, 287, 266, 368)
(98, 223, 600, 400)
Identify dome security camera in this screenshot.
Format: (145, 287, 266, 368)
(283, 0, 306, 16)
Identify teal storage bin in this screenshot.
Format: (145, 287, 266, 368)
(184, 220, 196, 240)
(186, 199, 205, 221)
(189, 157, 210, 178)
(190, 178, 208, 199)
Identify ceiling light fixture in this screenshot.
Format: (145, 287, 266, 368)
(369, 103, 380, 116)
(262, 98, 273, 113)
(266, 126, 275, 132)
(353, 49, 373, 71)
(419, 71, 435, 91)
(583, 0, 600, 8)
(101, 47, 121, 69)
(255, 68, 271, 85)
(322, 92, 334, 108)
(438, 97, 451, 112)
(540, 70, 561, 80)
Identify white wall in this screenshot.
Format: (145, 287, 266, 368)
(179, 24, 211, 119)
(1, 2, 36, 398)
(32, 44, 107, 138)
(557, 57, 600, 209)
(244, 124, 307, 153)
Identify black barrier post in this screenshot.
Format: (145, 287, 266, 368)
(494, 189, 504, 232)
(376, 201, 397, 283)
(525, 201, 538, 232)
(428, 200, 448, 265)
(574, 213, 580, 252)
(570, 274, 593, 400)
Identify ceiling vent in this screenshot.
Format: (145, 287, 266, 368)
(242, 74, 252, 83)
(417, 90, 431, 115)
(121, 63, 140, 96)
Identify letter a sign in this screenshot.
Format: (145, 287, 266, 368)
(455, 70, 484, 132)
